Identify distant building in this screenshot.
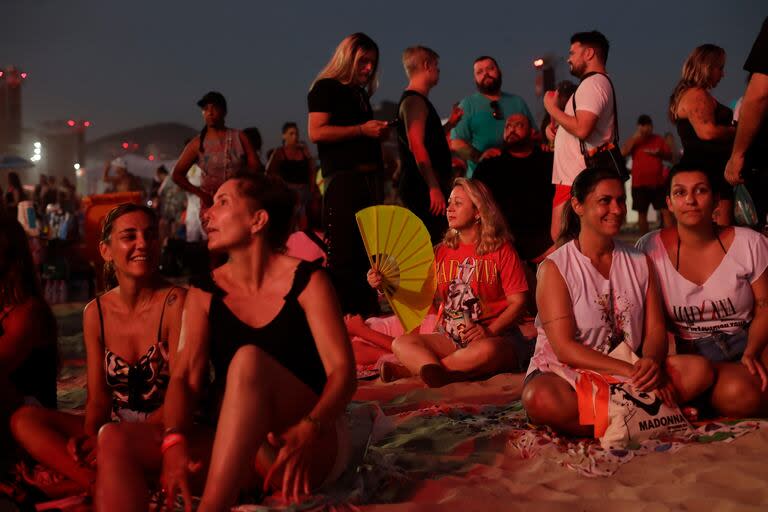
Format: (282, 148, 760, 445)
(0, 65, 26, 153)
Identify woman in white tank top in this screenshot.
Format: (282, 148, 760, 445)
(522, 168, 713, 435)
(637, 165, 768, 418)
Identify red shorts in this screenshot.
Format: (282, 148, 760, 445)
(552, 184, 572, 208)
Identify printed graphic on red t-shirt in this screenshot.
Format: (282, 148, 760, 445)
(434, 242, 527, 344)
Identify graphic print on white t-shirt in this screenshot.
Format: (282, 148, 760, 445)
(636, 227, 768, 340)
(594, 285, 633, 354)
(441, 257, 481, 345)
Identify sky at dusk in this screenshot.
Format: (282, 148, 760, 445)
(3, 0, 765, 152)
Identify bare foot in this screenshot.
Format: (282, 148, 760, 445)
(419, 364, 460, 388)
(380, 361, 411, 383)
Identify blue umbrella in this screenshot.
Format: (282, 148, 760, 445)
(0, 155, 35, 169)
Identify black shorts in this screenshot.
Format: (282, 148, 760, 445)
(632, 186, 666, 213)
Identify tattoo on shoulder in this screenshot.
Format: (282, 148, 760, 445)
(541, 315, 569, 326)
(167, 292, 177, 306)
(756, 297, 768, 309)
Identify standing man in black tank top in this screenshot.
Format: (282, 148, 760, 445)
(396, 46, 455, 244)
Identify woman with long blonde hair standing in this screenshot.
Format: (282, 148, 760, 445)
(369, 178, 531, 387)
(669, 44, 735, 225)
(308, 33, 390, 317)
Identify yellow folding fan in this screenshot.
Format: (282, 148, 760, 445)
(355, 205, 436, 333)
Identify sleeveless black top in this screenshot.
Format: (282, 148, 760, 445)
(396, 90, 453, 203)
(676, 100, 733, 194)
(274, 147, 312, 185)
(192, 259, 327, 396)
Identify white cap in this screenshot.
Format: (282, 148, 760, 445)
(111, 157, 127, 169)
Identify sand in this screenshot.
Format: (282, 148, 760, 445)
(352, 375, 768, 512)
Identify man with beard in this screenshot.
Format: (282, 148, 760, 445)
(474, 114, 555, 263)
(396, 46, 453, 243)
(450, 56, 535, 178)
(543, 31, 615, 243)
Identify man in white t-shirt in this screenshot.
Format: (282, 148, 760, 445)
(544, 30, 615, 242)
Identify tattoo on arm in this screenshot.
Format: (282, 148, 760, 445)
(167, 292, 177, 306)
(756, 297, 768, 309)
(541, 315, 569, 326)
(689, 95, 715, 125)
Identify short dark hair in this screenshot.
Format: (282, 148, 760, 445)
(232, 172, 297, 251)
(637, 114, 652, 126)
(473, 55, 500, 69)
(281, 122, 298, 134)
(570, 31, 610, 63)
(665, 164, 717, 198)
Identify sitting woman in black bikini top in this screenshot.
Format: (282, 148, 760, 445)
(10, 204, 186, 498)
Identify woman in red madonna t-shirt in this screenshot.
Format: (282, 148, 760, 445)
(368, 178, 530, 387)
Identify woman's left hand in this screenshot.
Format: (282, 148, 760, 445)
(741, 352, 768, 391)
(263, 420, 322, 503)
(630, 357, 662, 392)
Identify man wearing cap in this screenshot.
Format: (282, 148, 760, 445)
(103, 157, 145, 195)
(172, 91, 259, 212)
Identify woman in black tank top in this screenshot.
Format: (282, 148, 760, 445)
(266, 122, 318, 230)
(669, 44, 736, 225)
(97, 174, 355, 511)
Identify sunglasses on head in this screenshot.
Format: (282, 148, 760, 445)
(490, 101, 503, 120)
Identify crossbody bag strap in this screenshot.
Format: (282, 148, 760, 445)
(572, 72, 620, 158)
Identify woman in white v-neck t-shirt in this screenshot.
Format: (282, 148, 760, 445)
(637, 166, 768, 418)
(522, 168, 712, 436)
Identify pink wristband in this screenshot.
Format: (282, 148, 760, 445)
(161, 433, 185, 454)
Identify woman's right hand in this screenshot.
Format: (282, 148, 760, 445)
(360, 120, 388, 139)
(67, 435, 97, 468)
(161, 443, 200, 512)
(366, 269, 383, 289)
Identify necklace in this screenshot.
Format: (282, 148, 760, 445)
(675, 228, 727, 271)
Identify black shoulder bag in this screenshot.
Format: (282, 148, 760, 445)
(572, 72, 629, 182)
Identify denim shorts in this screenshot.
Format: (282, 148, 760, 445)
(675, 329, 748, 363)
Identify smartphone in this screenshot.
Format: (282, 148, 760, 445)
(386, 119, 399, 127)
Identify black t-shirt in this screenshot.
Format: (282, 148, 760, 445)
(744, 17, 768, 168)
(474, 149, 555, 261)
(396, 90, 453, 205)
(307, 78, 383, 177)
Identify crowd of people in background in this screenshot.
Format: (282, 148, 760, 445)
(1, 17, 767, 511)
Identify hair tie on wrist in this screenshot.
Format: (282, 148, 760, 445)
(161, 433, 186, 454)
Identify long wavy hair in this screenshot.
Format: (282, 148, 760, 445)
(669, 44, 725, 121)
(442, 178, 511, 255)
(557, 167, 624, 246)
(99, 203, 158, 290)
(0, 214, 42, 308)
(311, 32, 379, 96)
